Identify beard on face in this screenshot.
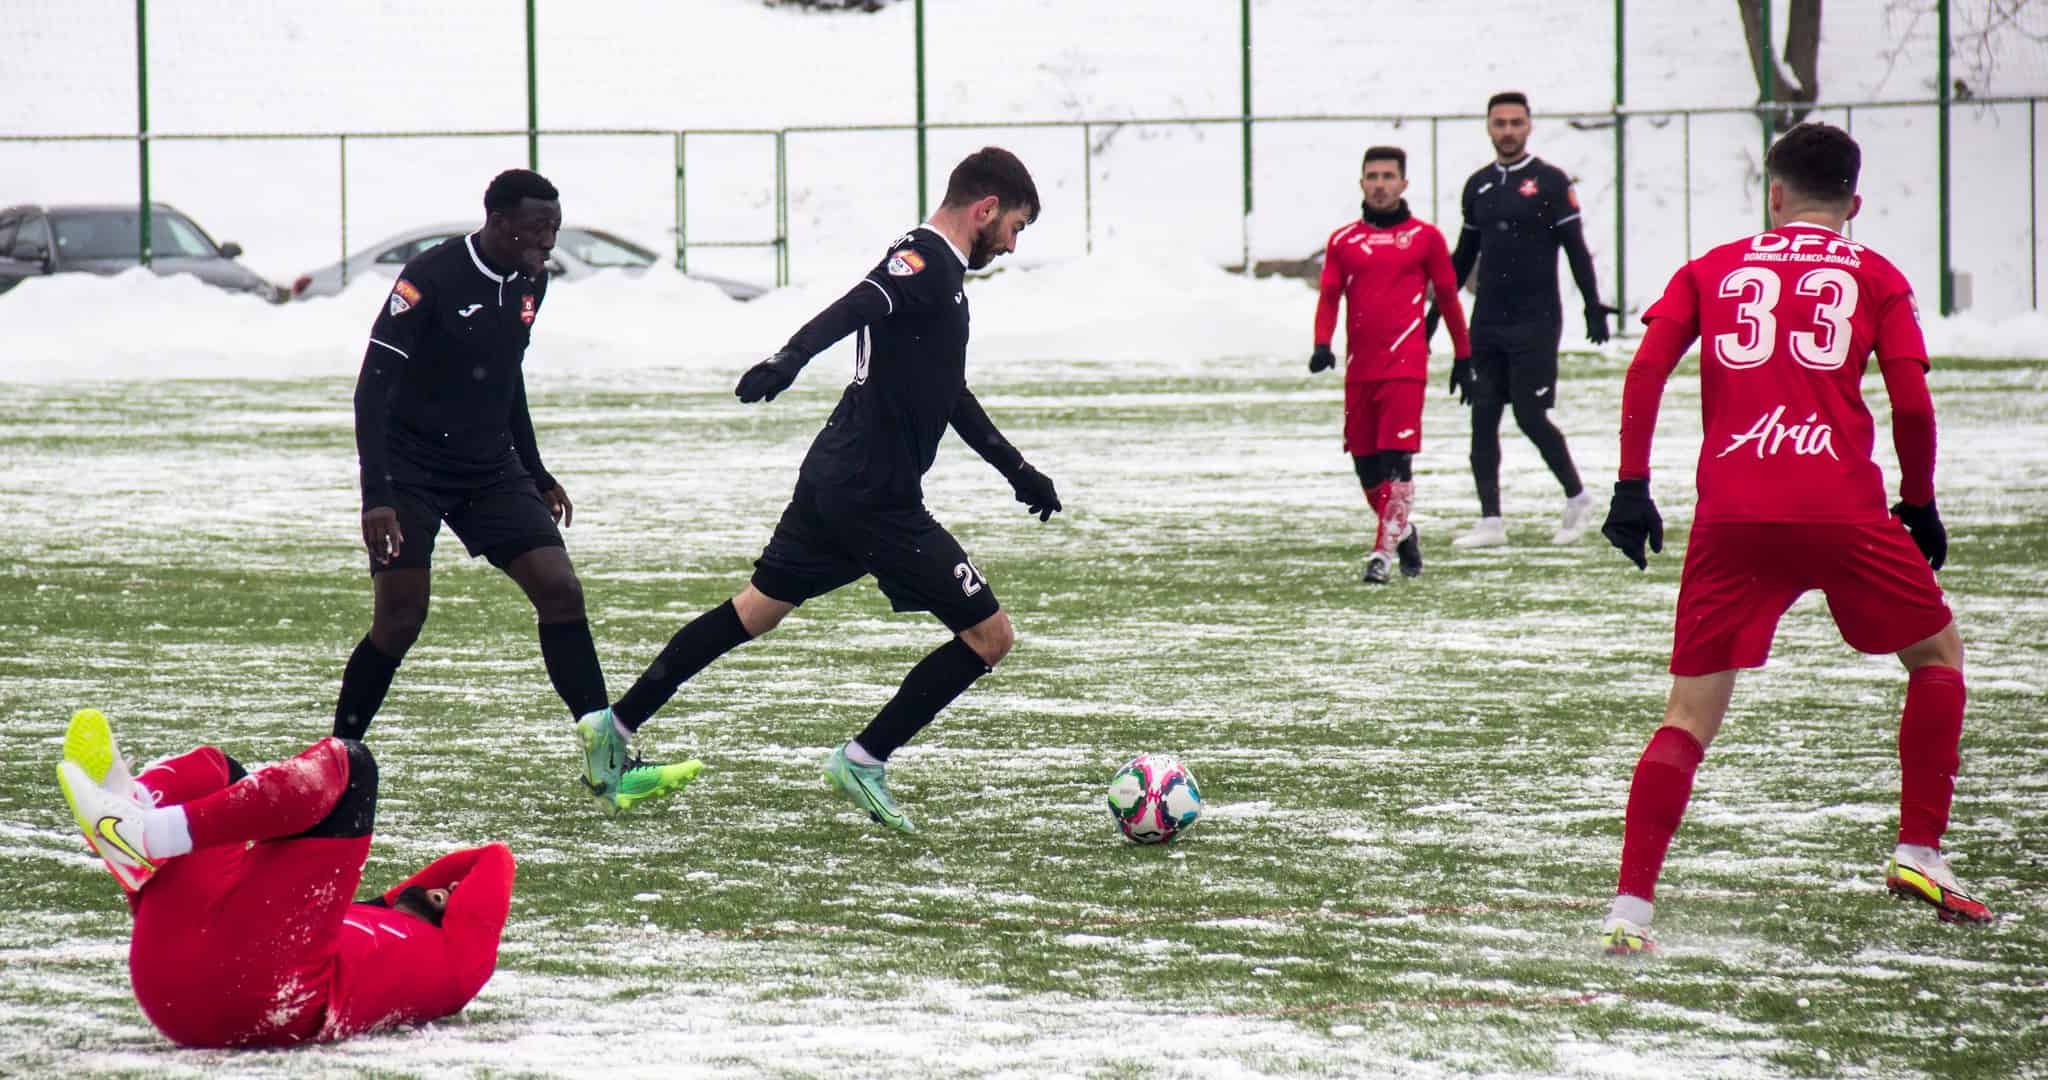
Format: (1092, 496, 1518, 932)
(968, 221, 1002, 270)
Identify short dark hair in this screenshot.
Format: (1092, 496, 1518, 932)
(1766, 122, 1860, 204)
(1361, 146, 1407, 175)
(1486, 91, 1530, 114)
(940, 147, 1040, 223)
(484, 168, 559, 213)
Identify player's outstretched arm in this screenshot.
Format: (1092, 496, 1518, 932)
(951, 389, 1060, 522)
(736, 280, 894, 403)
(1603, 317, 1691, 569)
(1310, 238, 1344, 373)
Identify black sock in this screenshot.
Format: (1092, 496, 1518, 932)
(538, 618, 609, 718)
(613, 600, 752, 731)
(854, 638, 992, 762)
(333, 636, 402, 741)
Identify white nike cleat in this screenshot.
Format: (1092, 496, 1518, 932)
(57, 760, 160, 893)
(1452, 516, 1508, 548)
(1887, 845, 1994, 925)
(1551, 491, 1596, 544)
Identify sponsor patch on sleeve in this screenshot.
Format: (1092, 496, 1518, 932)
(886, 249, 927, 277)
(388, 278, 422, 317)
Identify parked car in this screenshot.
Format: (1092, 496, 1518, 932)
(289, 224, 766, 301)
(0, 202, 288, 302)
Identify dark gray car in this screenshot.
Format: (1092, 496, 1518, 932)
(0, 203, 288, 303)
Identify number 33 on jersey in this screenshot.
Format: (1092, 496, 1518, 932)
(1643, 221, 1928, 524)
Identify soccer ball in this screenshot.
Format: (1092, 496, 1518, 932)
(1105, 752, 1202, 844)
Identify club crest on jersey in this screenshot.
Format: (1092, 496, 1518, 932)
(388, 278, 421, 317)
(1566, 186, 1580, 209)
(887, 249, 926, 277)
(520, 293, 536, 325)
(1518, 178, 1539, 197)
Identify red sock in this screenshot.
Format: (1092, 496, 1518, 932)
(1616, 726, 1705, 901)
(1366, 481, 1391, 551)
(1898, 665, 1965, 848)
(1380, 480, 1414, 555)
(183, 738, 351, 851)
(136, 746, 234, 807)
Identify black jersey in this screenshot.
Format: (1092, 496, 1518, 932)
(354, 234, 551, 509)
(797, 227, 972, 505)
(1451, 155, 1585, 329)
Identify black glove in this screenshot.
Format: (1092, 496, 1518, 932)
(1601, 478, 1664, 570)
(1424, 302, 1442, 347)
(1585, 302, 1619, 345)
(1448, 356, 1474, 406)
(735, 348, 803, 403)
(1308, 344, 1336, 374)
(1009, 464, 1061, 522)
(1892, 498, 1947, 571)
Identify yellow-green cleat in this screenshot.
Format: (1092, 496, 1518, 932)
(1600, 916, 1656, 956)
(822, 745, 915, 834)
(608, 759, 704, 814)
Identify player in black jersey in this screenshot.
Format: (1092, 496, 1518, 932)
(574, 148, 1059, 832)
(1447, 91, 1618, 550)
(336, 169, 698, 812)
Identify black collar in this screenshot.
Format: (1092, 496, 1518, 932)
(1360, 200, 1412, 228)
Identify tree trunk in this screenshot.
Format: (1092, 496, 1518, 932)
(1737, 0, 1822, 132)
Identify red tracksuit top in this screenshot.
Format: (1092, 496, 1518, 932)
(1315, 207, 1471, 381)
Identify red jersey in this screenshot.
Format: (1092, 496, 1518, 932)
(323, 844, 516, 1041)
(1315, 209, 1470, 382)
(1629, 222, 1930, 524)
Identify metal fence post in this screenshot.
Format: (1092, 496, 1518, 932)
(2032, 97, 2039, 310)
(1938, 0, 1954, 314)
(775, 130, 789, 286)
(915, 0, 928, 220)
(1429, 117, 1439, 228)
(1682, 111, 1692, 258)
(135, 0, 151, 267)
(338, 134, 349, 288)
(1081, 122, 1093, 255)
(684, 132, 700, 274)
(1613, 0, 1627, 317)
(1759, 0, 1773, 228)
(526, 0, 539, 169)
(1240, 0, 1252, 270)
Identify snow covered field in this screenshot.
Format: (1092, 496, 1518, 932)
(2, 4, 2046, 1078)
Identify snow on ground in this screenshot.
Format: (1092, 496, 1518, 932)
(2, 263, 2042, 388)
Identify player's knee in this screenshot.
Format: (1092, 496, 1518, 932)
(1510, 398, 1554, 434)
(962, 611, 1014, 667)
(1901, 621, 1964, 672)
(1376, 450, 1413, 482)
(533, 574, 587, 623)
(371, 604, 428, 654)
(1352, 455, 1382, 489)
(732, 587, 792, 637)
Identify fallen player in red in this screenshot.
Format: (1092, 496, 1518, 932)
(54, 708, 515, 1048)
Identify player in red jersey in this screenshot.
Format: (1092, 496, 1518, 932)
(1311, 145, 1471, 583)
(1593, 123, 1989, 954)
(53, 708, 516, 1047)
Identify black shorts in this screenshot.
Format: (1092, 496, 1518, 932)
(750, 480, 1000, 634)
(371, 474, 563, 575)
(1469, 321, 1564, 411)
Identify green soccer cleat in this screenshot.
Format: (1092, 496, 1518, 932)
(822, 745, 915, 834)
(63, 707, 132, 793)
(606, 758, 704, 814)
(57, 759, 158, 894)
(1600, 916, 1656, 956)
(575, 708, 630, 802)
(1887, 848, 1994, 925)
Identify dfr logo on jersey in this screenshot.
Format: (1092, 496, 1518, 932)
(886, 250, 926, 277)
(1518, 178, 1539, 197)
(1716, 405, 1840, 462)
(520, 294, 536, 325)
(388, 278, 421, 317)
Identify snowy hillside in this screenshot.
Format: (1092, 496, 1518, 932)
(2, 0, 2043, 354)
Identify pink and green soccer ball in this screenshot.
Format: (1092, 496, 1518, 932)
(1106, 752, 1202, 844)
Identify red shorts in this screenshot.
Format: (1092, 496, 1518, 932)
(1342, 378, 1423, 455)
(1669, 520, 1953, 677)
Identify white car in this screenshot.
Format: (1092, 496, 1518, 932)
(289, 224, 765, 301)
